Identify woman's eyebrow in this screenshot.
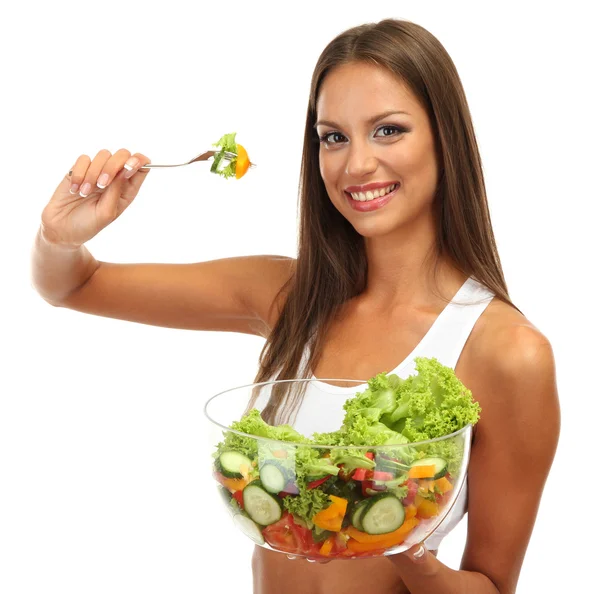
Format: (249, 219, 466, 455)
(314, 109, 411, 129)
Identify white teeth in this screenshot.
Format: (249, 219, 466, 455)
(349, 183, 397, 202)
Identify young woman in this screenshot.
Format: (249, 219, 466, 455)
(31, 19, 559, 594)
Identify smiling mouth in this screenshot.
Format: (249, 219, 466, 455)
(346, 183, 400, 202)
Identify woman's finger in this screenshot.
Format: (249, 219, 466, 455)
(122, 152, 151, 180)
(68, 154, 91, 195)
(97, 152, 151, 222)
(120, 152, 152, 193)
(79, 149, 112, 198)
(95, 148, 131, 189)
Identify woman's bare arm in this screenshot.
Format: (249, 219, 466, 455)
(32, 148, 295, 337)
(388, 311, 560, 594)
(458, 323, 560, 593)
(44, 251, 295, 336)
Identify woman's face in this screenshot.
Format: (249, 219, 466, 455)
(315, 61, 439, 239)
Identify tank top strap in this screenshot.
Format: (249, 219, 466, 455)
(403, 277, 495, 371)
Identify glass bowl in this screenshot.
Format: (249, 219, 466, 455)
(204, 378, 472, 560)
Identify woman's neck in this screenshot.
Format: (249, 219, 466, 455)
(363, 225, 466, 309)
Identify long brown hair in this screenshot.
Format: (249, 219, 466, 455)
(253, 19, 516, 424)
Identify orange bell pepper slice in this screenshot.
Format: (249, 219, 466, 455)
(328, 495, 348, 516)
(235, 144, 250, 179)
(404, 504, 417, 520)
(346, 517, 420, 552)
(214, 473, 248, 493)
(346, 525, 390, 544)
(313, 504, 339, 523)
(434, 476, 453, 493)
(314, 514, 343, 532)
(223, 477, 248, 492)
(417, 498, 440, 519)
(345, 517, 420, 544)
(312, 495, 348, 532)
(408, 464, 436, 479)
(319, 536, 335, 556)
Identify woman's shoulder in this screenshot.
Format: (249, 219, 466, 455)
(460, 296, 559, 442)
(470, 297, 554, 380)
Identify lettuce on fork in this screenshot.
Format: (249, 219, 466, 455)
(211, 132, 239, 179)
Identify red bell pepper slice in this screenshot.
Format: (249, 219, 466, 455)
(352, 468, 368, 481)
(232, 490, 244, 509)
(307, 476, 330, 489)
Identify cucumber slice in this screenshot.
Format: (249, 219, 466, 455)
(410, 457, 448, 480)
(361, 494, 405, 535)
(219, 451, 253, 479)
(233, 514, 265, 545)
(351, 499, 370, 531)
(259, 463, 287, 494)
(243, 483, 282, 526)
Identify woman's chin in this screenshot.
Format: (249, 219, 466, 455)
(349, 219, 401, 239)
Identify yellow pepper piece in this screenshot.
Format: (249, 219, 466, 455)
(408, 464, 436, 479)
(319, 536, 335, 556)
(346, 517, 420, 552)
(417, 498, 439, 519)
(434, 476, 453, 493)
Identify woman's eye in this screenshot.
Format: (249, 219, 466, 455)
(374, 125, 407, 138)
(319, 132, 347, 145)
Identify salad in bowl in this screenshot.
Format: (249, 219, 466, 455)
(204, 358, 480, 559)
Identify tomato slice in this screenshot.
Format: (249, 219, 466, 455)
(262, 512, 319, 556)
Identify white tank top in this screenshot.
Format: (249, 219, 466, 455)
(293, 276, 495, 550)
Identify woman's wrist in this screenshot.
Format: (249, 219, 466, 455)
(32, 225, 96, 305)
(38, 224, 82, 252)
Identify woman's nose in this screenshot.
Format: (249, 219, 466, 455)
(345, 142, 378, 178)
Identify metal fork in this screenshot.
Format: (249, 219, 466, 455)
(139, 150, 256, 170)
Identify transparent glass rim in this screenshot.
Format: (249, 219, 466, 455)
(203, 378, 473, 450)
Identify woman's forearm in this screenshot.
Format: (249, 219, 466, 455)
(402, 567, 499, 594)
(31, 226, 100, 305)
(390, 549, 501, 594)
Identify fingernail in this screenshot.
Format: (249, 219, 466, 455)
(79, 182, 92, 197)
(123, 157, 139, 178)
(413, 545, 426, 560)
(97, 173, 109, 188)
(69, 183, 80, 194)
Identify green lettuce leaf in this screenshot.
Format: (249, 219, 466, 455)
(211, 132, 239, 179)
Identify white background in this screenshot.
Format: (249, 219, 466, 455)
(1, 1, 598, 592)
